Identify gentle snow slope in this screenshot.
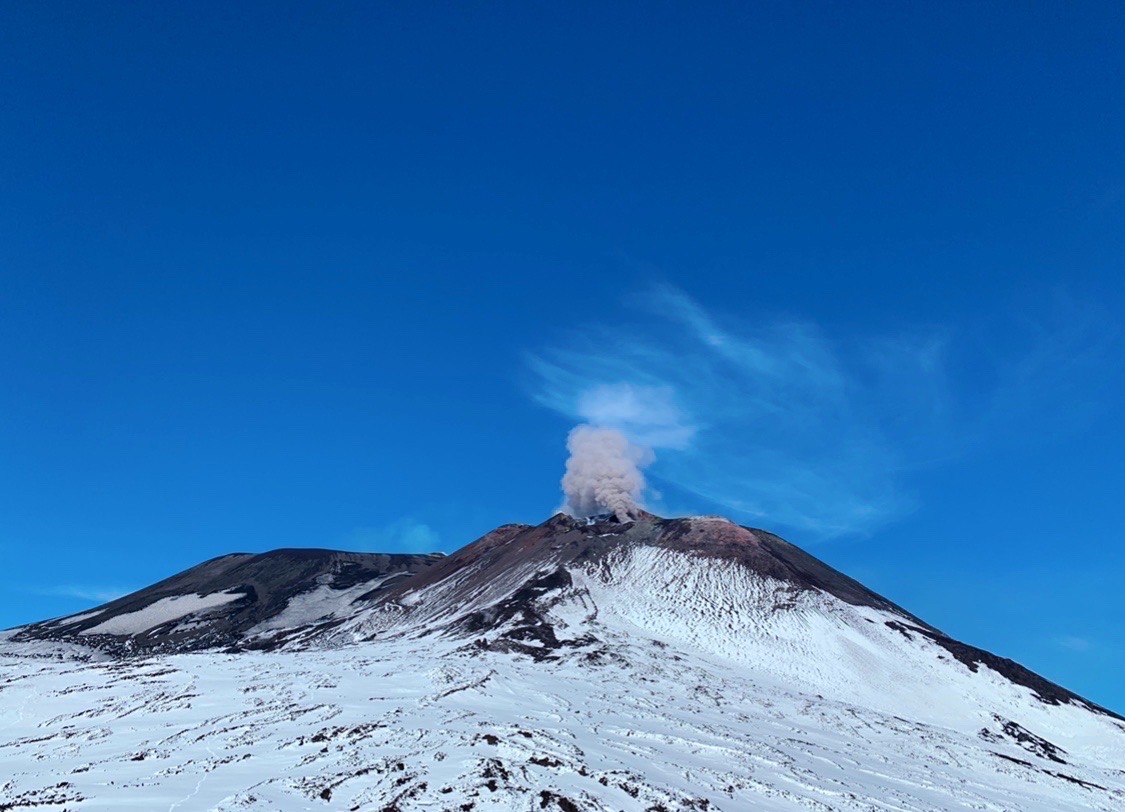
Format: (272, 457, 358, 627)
(1, 632, 1122, 811)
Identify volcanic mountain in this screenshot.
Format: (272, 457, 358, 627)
(15, 547, 443, 656)
(3, 513, 1123, 811)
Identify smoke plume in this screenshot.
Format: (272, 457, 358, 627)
(562, 424, 653, 522)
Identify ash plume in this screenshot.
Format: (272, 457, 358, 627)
(562, 424, 653, 522)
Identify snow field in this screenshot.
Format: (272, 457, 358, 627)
(79, 592, 246, 637)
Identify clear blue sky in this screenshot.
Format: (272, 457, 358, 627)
(2, 3, 1122, 710)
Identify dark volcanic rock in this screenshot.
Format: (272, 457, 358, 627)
(370, 512, 1122, 721)
(15, 548, 443, 655)
(376, 512, 937, 631)
(11, 511, 1121, 724)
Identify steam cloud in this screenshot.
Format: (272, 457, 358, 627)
(562, 424, 653, 522)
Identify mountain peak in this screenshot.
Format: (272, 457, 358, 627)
(5, 512, 1123, 810)
(12, 512, 1122, 726)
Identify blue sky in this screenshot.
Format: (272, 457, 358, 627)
(2, 3, 1122, 710)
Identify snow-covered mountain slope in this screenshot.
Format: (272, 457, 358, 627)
(14, 548, 443, 656)
(2, 633, 1122, 812)
(2, 513, 1123, 811)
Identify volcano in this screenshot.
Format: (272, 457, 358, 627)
(3, 513, 1123, 811)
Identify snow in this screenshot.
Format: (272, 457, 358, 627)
(79, 591, 245, 636)
(571, 545, 1124, 757)
(247, 576, 405, 636)
(1, 632, 1121, 811)
(2, 541, 1123, 810)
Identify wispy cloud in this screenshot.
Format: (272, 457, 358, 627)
(575, 383, 696, 449)
(973, 291, 1120, 443)
(343, 518, 441, 554)
(528, 284, 1118, 539)
(1057, 636, 1093, 652)
(30, 585, 131, 604)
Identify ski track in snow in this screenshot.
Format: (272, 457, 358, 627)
(1, 545, 1123, 811)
